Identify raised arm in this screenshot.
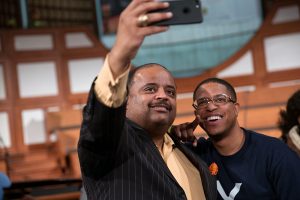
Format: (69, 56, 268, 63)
(108, 0, 172, 78)
(78, 0, 172, 179)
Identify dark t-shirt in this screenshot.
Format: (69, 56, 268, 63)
(192, 128, 300, 200)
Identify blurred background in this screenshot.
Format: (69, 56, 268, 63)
(1, 0, 269, 76)
(0, 0, 299, 199)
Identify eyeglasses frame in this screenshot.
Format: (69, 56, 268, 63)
(192, 93, 236, 110)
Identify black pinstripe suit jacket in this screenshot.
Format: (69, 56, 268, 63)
(78, 85, 217, 200)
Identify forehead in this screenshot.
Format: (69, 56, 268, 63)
(132, 66, 175, 88)
(195, 82, 229, 97)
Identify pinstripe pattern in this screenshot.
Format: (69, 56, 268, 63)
(78, 86, 217, 200)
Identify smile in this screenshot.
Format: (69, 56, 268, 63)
(206, 115, 222, 121)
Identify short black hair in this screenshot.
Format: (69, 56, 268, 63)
(193, 77, 237, 102)
(127, 63, 171, 90)
(278, 89, 300, 141)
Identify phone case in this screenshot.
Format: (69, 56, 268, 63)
(151, 0, 203, 26)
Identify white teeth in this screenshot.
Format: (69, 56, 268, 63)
(207, 116, 221, 121)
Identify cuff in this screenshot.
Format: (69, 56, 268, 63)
(94, 54, 131, 107)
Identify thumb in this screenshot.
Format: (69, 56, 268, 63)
(187, 117, 199, 131)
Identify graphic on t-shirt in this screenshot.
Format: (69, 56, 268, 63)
(217, 180, 242, 200)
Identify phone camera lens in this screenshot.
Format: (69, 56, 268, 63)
(183, 7, 190, 14)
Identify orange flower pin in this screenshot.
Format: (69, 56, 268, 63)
(209, 162, 218, 176)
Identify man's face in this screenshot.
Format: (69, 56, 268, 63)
(194, 82, 239, 140)
(126, 65, 177, 131)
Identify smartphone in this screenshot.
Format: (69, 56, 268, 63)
(151, 0, 203, 26)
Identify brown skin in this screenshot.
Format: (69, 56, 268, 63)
(108, 0, 172, 78)
(174, 82, 245, 156)
(194, 82, 245, 156)
(194, 83, 240, 140)
(126, 65, 177, 149)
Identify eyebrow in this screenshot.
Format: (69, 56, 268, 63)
(144, 82, 176, 88)
(166, 85, 176, 90)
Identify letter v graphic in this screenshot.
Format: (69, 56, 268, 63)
(217, 180, 242, 200)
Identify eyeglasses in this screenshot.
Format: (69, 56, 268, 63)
(193, 94, 236, 109)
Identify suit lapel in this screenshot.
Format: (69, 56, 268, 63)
(145, 134, 181, 185)
(169, 134, 216, 200)
(127, 119, 181, 186)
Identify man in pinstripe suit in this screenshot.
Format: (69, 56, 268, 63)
(78, 0, 217, 199)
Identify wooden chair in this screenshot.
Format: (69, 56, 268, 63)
(45, 110, 82, 178)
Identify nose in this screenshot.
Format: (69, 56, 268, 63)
(155, 88, 168, 99)
(206, 100, 218, 111)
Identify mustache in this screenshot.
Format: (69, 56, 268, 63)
(149, 100, 172, 111)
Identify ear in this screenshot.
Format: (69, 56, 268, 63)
(234, 102, 240, 117)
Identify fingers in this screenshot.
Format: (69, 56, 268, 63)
(135, 2, 172, 26)
(181, 122, 197, 141)
(187, 117, 199, 131)
(114, 0, 171, 48)
(125, 0, 153, 12)
(171, 122, 198, 143)
(144, 12, 173, 26)
(129, 0, 169, 16)
(126, 0, 172, 29)
(171, 125, 182, 138)
(109, 0, 172, 75)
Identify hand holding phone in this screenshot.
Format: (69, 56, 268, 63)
(150, 0, 203, 26)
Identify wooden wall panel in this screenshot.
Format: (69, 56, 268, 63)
(0, 27, 108, 155)
(0, 0, 299, 180)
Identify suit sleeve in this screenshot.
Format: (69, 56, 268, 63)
(77, 55, 130, 179)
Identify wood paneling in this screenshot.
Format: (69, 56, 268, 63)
(0, 27, 108, 180)
(1, 0, 300, 181)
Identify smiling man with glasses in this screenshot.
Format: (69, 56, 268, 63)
(172, 77, 300, 199)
